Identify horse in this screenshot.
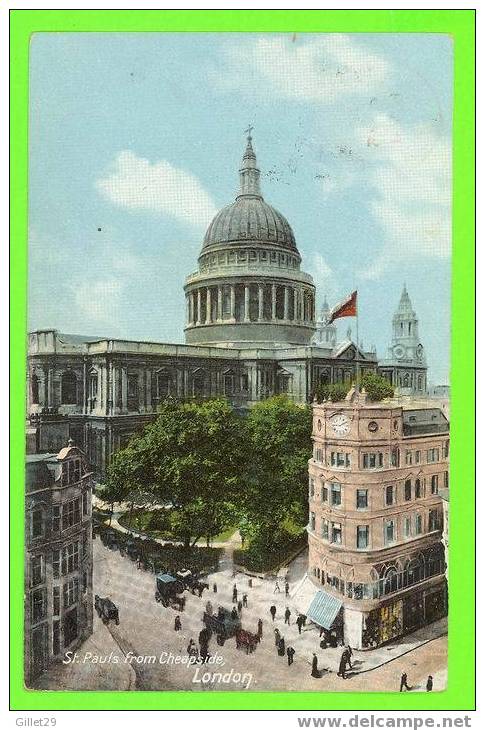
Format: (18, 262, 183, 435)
(235, 628, 261, 654)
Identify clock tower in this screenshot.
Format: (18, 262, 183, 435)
(378, 285, 427, 394)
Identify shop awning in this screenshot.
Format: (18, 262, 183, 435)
(307, 590, 343, 630)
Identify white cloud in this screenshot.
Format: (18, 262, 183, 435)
(71, 278, 124, 330)
(354, 114, 451, 279)
(306, 252, 339, 301)
(214, 34, 389, 103)
(96, 150, 217, 228)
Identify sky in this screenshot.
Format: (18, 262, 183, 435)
(28, 32, 452, 383)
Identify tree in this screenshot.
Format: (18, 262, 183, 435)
(243, 396, 312, 532)
(360, 372, 394, 401)
(106, 399, 245, 547)
(313, 382, 349, 403)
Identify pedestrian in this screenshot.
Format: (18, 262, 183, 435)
(205, 600, 213, 616)
(257, 618, 263, 638)
(287, 646, 295, 666)
(237, 600, 243, 615)
(213, 582, 217, 593)
(198, 584, 204, 598)
(232, 584, 238, 603)
(248, 578, 253, 588)
(174, 615, 182, 632)
(337, 649, 349, 679)
(284, 607, 291, 625)
(311, 653, 320, 678)
(296, 615, 303, 634)
(231, 606, 238, 621)
(270, 605, 276, 622)
(426, 676, 433, 692)
(242, 593, 248, 607)
(345, 646, 353, 670)
(400, 672, 411, 692)
(187, 638, 195, 654)
(278, 637, 286, 657)
(285, 580, 290, 597)
(274, 628, 281, 646)
(301, 614, 307, 626)
(274, 579, 281, 593)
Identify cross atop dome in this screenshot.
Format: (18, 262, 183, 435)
(239, 127, 261, 198)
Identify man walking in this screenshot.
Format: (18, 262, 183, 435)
(270, 605, 277, 622)
(232, 584, 238, 603)
(285, 580, 290, 597)
(426, 676, 433, 692)
(242, 593, 248, 607)
(286, 646, 295, 666)
(284, 607, 291, 625)
(257, 618, 263, 638)
(296, 615, 303, 634)
(400, 672, 411, 692)
(274, 579, 281, 593)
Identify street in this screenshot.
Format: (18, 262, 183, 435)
(36, 539, 448, 693)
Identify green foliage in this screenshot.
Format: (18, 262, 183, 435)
(243, 396, 312, 530)
(360, 372, 394, 401)
(106, 398, 245, 546)
(313, 382, 349, 403)
(233, 527, 306, 573)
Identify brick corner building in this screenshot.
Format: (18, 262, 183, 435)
(306, 390, 448, 649)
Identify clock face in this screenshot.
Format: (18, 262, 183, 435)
(394, 345, 405, 360)
(330, 414, 350, 436)
(368, 421, 378, 432)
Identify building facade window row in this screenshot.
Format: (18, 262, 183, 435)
(309, 473, 448, 509)
(309, 509, 442, 547)
(313, 447, 448, 470)
(310, 552, 445, 600)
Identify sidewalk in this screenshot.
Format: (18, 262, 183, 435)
(33, 613, 135, 691)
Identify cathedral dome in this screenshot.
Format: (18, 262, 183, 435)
(202, 197, 297, 250)
(201, 135, 298, 253)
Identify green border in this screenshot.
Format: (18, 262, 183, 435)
(10, 9, 475, 712)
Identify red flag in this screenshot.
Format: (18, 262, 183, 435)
(326, 291, 357, 324)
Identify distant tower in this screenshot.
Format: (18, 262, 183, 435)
(390, 285, 426, 365)
(378, 285, 427, 394)
(312, 296, 337, 347)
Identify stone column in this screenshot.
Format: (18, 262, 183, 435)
(112, 364, 119, 414)
(271, 284, 277, 320)
(146, 369, 152, 411)
(217, 286, 223, 321)
(258, 284, 264, 321)
(206, 287, 212, 324)
(293, 288, 298, 322)
(47, 367, 54, 408)
(121, 367, 128, 413)
(196, 290, 202, 325)
(230, 284, 236, 321)
(244, 285, 250, 321)
(300, 287, 305, 322)
(284, 286, 289, 321)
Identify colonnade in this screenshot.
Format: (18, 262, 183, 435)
(186, 282, 315, 326)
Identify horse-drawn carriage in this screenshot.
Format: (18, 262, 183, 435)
(94, 595, 119, 625)
(235, 628, 260, 654)
(155, 573, 186, 609)
(203, 606, 241, 645)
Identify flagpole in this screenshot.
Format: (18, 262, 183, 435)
(355, 296, 360, 394)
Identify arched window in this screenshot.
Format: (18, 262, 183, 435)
(61, 371, 77, 405)
(157, 372, 170, 398)
(223, 370, 235, 396)
(31, 372, 39, 404)
(192, 370, 207, 397)
(383, 566, 398, 595)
